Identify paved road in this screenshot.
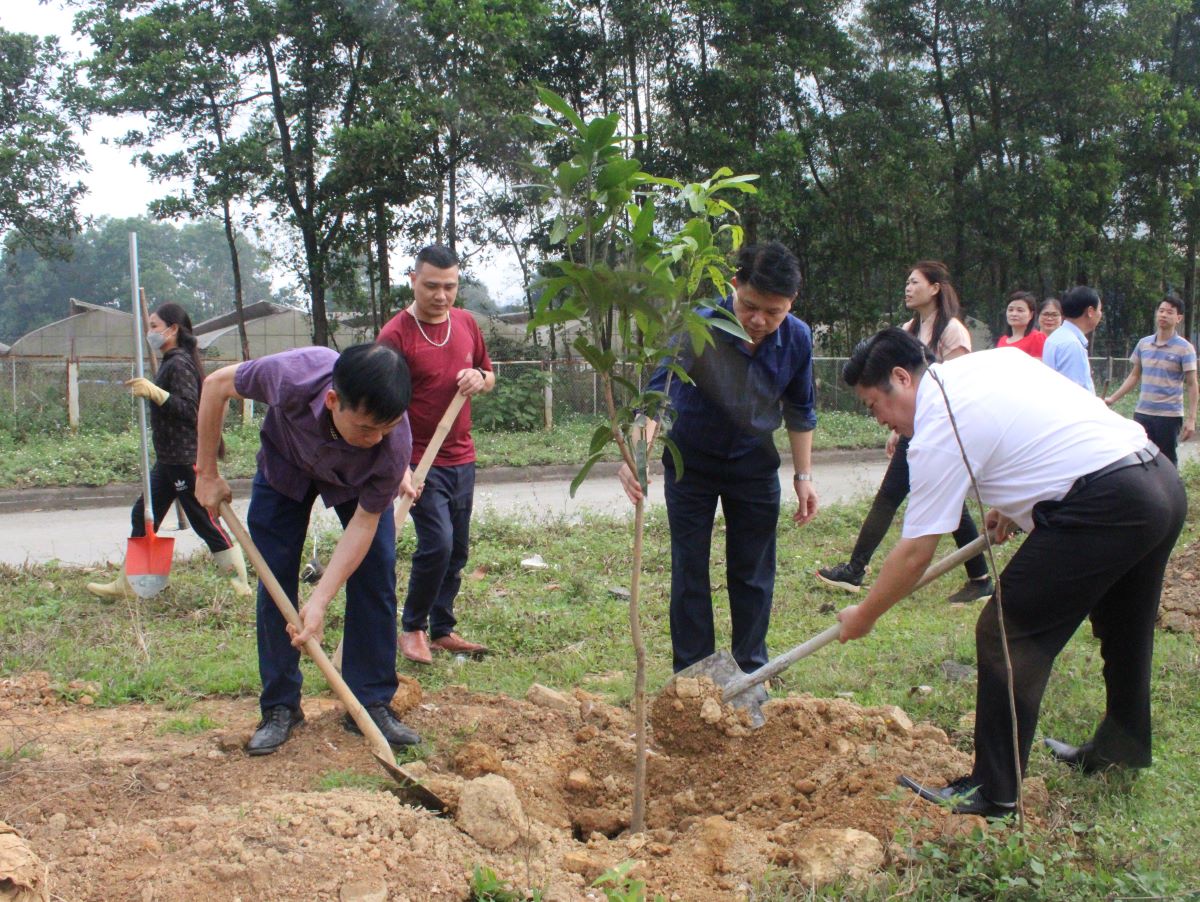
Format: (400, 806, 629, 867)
(4, 442, 1193, 568)
(0, 450, 888, 567)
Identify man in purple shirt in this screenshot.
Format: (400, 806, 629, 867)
(196, 343, 419, 755)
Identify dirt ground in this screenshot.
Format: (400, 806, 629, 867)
(22, 531, 1200, 902)
(1158, 536, 1200, 639)
(1, 659, 1049, 902)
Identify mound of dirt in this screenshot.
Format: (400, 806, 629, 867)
(1159, 537, 1200, 638)
(0, 672, 1040, 901)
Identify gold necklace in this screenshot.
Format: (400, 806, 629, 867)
(409, 306, 452, 347)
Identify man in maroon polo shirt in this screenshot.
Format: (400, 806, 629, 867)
(378, 245, 494, 665)
(196, 343, 420, 755)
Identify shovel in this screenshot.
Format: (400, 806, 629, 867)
(331, 390, 471, 670)
(124, 232, 174, 598)
(668, 534, 990, 728)
(218, 501, 443, 806)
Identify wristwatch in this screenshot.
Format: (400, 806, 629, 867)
(793, 472, 812, 482)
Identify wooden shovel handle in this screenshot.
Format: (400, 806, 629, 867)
(396, 391, 469, 520)
(218, 501, 396, 764)
(722, 535, 991, 699)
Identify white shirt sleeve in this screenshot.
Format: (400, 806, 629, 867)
(903, 444, 973, 538)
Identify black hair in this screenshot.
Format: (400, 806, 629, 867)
(414, 244, 459, 271)
(154, 302, 204, 391)
(1161, 295, 1185, 316)
(332, 343, 412, 423)
(1061, 285, 1101, 319)
(843, 328, 935, 391)
(734, 242, 802, 299)
(1003, 290, 1038, 339)
(905, 260, 961, 357)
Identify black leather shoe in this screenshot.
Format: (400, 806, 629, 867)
(246, 705, 304, 756)
(898, 774, 1015, 818)
(1043, 737, 1123, 774)
(343, 703, 421, 748)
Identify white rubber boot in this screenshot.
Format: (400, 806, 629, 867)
(214, 545, 254, 597)
(86, 563, 134, 600)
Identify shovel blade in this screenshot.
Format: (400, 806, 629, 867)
(663, 650, 768, 728)
(126, 532, 175, 598)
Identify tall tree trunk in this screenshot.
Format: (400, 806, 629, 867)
(448, 127, 460, 253)
(221, 198, 252, 362)
(374, 197, 391, 318)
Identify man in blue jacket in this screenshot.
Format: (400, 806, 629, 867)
(618, 242, 819, 674)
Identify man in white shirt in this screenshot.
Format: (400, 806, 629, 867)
(836, 329, 1186, 816)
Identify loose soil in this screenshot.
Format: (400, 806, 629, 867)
(1159, 536, 1200, 639)
(11, 530, 1199, 902)
(1, 663, 1046, 902)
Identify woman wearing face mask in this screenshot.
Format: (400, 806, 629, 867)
(995, 291, 1046, 358)
(87, 303, 252, 599)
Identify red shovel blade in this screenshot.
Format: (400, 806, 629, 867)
(126, 526, 174, 598)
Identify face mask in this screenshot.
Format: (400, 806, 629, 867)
(146, 330, 167, 351)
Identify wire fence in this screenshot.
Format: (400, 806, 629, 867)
(0, 353, 1138, 434)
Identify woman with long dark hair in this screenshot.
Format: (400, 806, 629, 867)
(816, 261, 992, 603)
(87, 303, 252, 599)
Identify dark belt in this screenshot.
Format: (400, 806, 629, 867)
(1068, 442, 1160, 495)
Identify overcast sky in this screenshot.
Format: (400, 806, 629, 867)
(1, 0, 524, 305)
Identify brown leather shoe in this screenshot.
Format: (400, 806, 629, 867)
(399, 630, 432, 665)
(430, 632, 489, 655)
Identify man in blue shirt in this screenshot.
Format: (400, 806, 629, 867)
(1043, 286, 1103, 392)
(617, 242, 819, 673)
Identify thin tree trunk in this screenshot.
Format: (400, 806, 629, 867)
(630, 497, 647, 833)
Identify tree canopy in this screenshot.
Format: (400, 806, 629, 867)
(11, 0, 1195, 350)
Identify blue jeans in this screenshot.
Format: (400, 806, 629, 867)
(402, 463, 475, 639)
(663, 442, 780, 674)
(246, 472, 399, 713)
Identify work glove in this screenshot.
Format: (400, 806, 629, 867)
(126, 377, 170, 406)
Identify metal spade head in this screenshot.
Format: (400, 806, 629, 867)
(665, 650, 768, 728)
(125, 529, 175, 598)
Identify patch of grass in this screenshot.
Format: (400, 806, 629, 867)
(0, 743, 43, 763)
(314, 769, 391, 792)
(0, 412, 886, 489)
(156, 713, 220, 735)
(475, 412, 886, 471)
(1, 469, 1199, 891)
(0, 422, 264, 488)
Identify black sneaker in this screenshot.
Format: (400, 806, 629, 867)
(815, 562, 864, 593)
(946, 577, 994, 604)
(343, 703, 421, 748)
(246, 705, 304, 756)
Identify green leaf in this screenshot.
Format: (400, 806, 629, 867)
(536, 86, 585, 133)
(585, 115, 619, 149)
(661, 436, 684, 481)
(708, 316, 751, 342)
(588, 424, 612, 456)
(597, 158, 642, 191)
(568, 452, 604, 498)
(631, 197, 656, 244)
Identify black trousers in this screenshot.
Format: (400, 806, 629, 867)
(849, 436, 988, 580)
(970, 455, 1187, 803)
(663, 441, 780, 674)
(1134, 413, 1182, 466)
(130, 462, 232, 553)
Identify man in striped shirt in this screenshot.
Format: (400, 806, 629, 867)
(1105, 296, 1198, 465)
